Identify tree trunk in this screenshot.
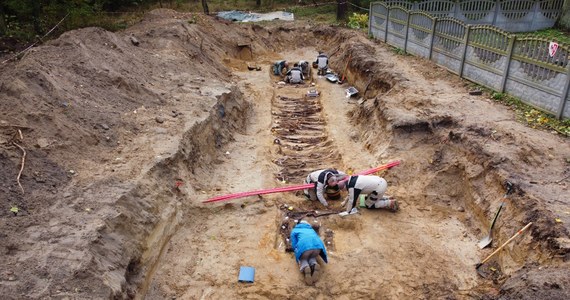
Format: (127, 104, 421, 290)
(256, 0, 261, 7)
(202, 0, 209, 15)
(0, 3, 6, 36)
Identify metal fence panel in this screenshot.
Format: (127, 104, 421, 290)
(506, 38, 569, 115)
(369, 1, 570, 118)
(463, 26, 510, 90)
(527, 0, 565, 32)
(370, 3, 389, 42)
(459, 0, 496, 24)
(431, 18, 466, 74)
(383, 0, 414, 10)
(375, 0, 564, 32)
(418, 0, 456, 18)
(496, 0, 537, 32)
(387, 7, 409, 49)
(406, 12, 436, 58)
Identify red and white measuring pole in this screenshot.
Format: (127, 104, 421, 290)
(202, 160, 401, 204)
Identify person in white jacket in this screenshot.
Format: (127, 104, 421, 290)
(304, 168, 347, 207)
(339, 175, 399, 214)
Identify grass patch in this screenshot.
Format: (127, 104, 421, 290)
(487, 90, 570, 137)
(286, 4, 337, 24)
(391, 47, 410, 56)
(521, 28, 570, 45)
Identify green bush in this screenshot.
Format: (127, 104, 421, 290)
(347, 12, 368, 29)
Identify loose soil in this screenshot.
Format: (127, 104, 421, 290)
(1, 9, 569, 299)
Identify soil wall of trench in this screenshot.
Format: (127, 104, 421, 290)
(1, 9, 569, 299)
(315, 29, 570, 298)
(0, 10, 262, 299)
(129, 22, 570, 298)
(95, 88, 251, 298)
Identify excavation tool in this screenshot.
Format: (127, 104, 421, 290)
(286, 209, 342, 219)
(202, 160, 401, 203)
(477, 182, 514, 249)
(324, 73, 339, 83)
(475, 222, 532, 278)
(338, 54, 351, 84)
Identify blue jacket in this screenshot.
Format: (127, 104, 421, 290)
(290, 223, 328, 263)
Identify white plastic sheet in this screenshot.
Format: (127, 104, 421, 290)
(217, 10, 294, 22)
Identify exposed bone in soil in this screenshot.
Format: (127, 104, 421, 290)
(0, 9, 569, 300)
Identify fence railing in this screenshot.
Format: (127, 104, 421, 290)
(378, 0, 564, 32)
(369, 2, 570, 119)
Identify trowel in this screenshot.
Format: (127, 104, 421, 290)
(477, 182, 513, 249)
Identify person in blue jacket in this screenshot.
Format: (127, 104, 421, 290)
(273, 60, 289, 76)
(290, 220, 328, 285)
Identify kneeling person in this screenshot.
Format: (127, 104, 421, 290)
(290, 219, 328, 285)
(273, 60, 289, 75)
(286, 64, 304, 84)
(304, 168, 347, 207)
(339, 175, 399, 214)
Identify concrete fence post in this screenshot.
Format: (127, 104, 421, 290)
(492, 0, 500, 26)
(530, 1, 539, 31)
(459, 25, 471, 78)
(368, 3, 373, 38)
(557, 66, 570, 119)
(428, 17, 438, 61)
(453, 0, 460, 18)
(500, 35, 515, 93)
(404, 12, 411, 53)
(384, 6, 390, 42)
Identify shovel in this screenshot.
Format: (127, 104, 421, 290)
(476, 222, 532, 277)
(477, 182, 513, 249)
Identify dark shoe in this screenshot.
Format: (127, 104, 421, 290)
(303, 267, 313, 285)
(311, 264, 321, 283)
(389, 200, 399, 212)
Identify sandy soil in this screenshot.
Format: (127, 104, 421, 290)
(0, 9, 569, 300)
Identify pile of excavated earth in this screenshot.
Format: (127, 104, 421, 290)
(0, 9, 569, 299)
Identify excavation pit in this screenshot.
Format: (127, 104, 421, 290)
(0, 9, 568, 300)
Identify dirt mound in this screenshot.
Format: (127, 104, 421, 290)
(500, 265, 570, 299)
(1, 8, 569, 299)
(0, 9, 255, 298)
